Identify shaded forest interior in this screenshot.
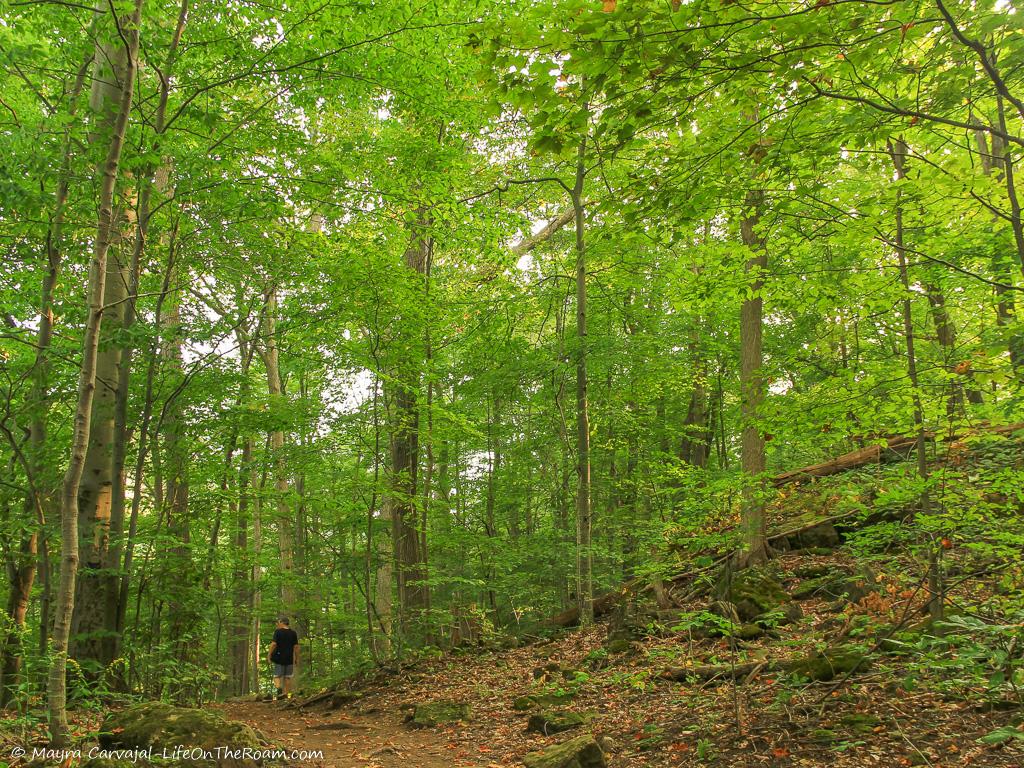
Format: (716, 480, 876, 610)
(1, 0, 1024, 764)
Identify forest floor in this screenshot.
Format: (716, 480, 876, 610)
(261, 610, 1024, 768)
(246, 445, 1024, 768)
(215, 700, 453, 768)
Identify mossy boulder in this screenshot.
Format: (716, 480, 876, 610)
(788, 647, 871, 682)
(604, 638, 634, 654)
(791, 521, 840, 550)
(793, 563, 833, 579)
(735, 623, 765, 640)
(97, 702, 266, 767)
(522, 734, 607, 768)
(716, 568, 798, 623)
(407, 700, 471, 727)
(793, 571, 849, 600)
(526, 709, 591, 735)
(513, 691, 576, 711)
(534, 662, 579, 682)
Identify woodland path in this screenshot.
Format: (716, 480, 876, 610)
(216, 700, 454, 768)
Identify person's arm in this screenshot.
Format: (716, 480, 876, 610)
(293, 635, 300, 665)
(267, 640, 277, 663)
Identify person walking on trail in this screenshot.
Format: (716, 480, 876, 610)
(268, 616, 299, 700)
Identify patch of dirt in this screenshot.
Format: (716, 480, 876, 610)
(214, 700, 455, 768)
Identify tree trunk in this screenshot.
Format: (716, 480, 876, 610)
(974, 122, 1024, 372)
(2, 27, 95, 703)
(572, 135, 593, 625)
(889, 139, 940, 619)
(388, 224, 429, 640)
(738, 175, 770, 567)
(260, 287, 298, 612)
(49, 0, 143, 745)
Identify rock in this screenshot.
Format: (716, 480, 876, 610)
(804, 546, 834, 556)
(791, 521, 840, 549)
(604, 638, 634, 654)
(793, 563, 832, 579)
(533, 662, 578, 682)
(716, 568, 796, 623)
(781, 602, 804, 624)
(330, 690, 361, 709)
(513, 696, 535, 711)
(788, 647, 871, 682)
(97, 702, 266, 767)
(406, 700, 471, 727)
(513, 691, 575, 711)
(522, 734, 607, 768)
(841, 713, 882, 733)
(605, 628, 638, 644)
(735, 623, 764, 640)
(526, 710, 590, 735)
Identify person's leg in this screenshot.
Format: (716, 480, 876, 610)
(283, 666, 293, 696)
(272, 664, 284, 698)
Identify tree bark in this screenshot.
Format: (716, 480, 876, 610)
(49, 0, 143, 745)
(889, 139, 940, 619)
(738, 158, 770, 567)
(388, 223, 430, 639)
(259, 286, 300, 622)
(571, 135, 593, 625)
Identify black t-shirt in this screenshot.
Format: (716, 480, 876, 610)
(271, 627, 299, 665)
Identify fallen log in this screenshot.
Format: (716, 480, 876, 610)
(772, 436, 919, 487)
(773, 422, 1024, 488)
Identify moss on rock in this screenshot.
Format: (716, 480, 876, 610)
(409, 700, 471, 727)
(716, 568, 795, 623)
(604, 638, 633, 654)
(97, 702, 267, 768)
(788, 647, 871, 681)
(735, 623, 765, 640)
(526, 710, 591, 735)
(522, 734, 607, 768)
(793, 572, 849, 600)
(514, 691, 576, 711)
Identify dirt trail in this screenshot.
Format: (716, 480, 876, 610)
(216, 700, 454, 768)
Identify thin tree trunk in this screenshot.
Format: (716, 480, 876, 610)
(889, 139, 940, 620)
(572, 134, 593, 625)
(738, 153, 770, 567)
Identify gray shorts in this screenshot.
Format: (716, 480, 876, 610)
(273, 663, 294, 678)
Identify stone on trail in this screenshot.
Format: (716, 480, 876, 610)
(329, 689, 362, 709)
(513, 690, 576, 711)
(526, 709, 590, 735)
(96, 701, 267, 767)
(522, 734, 608, 768)
(406, 700, 471, 727)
